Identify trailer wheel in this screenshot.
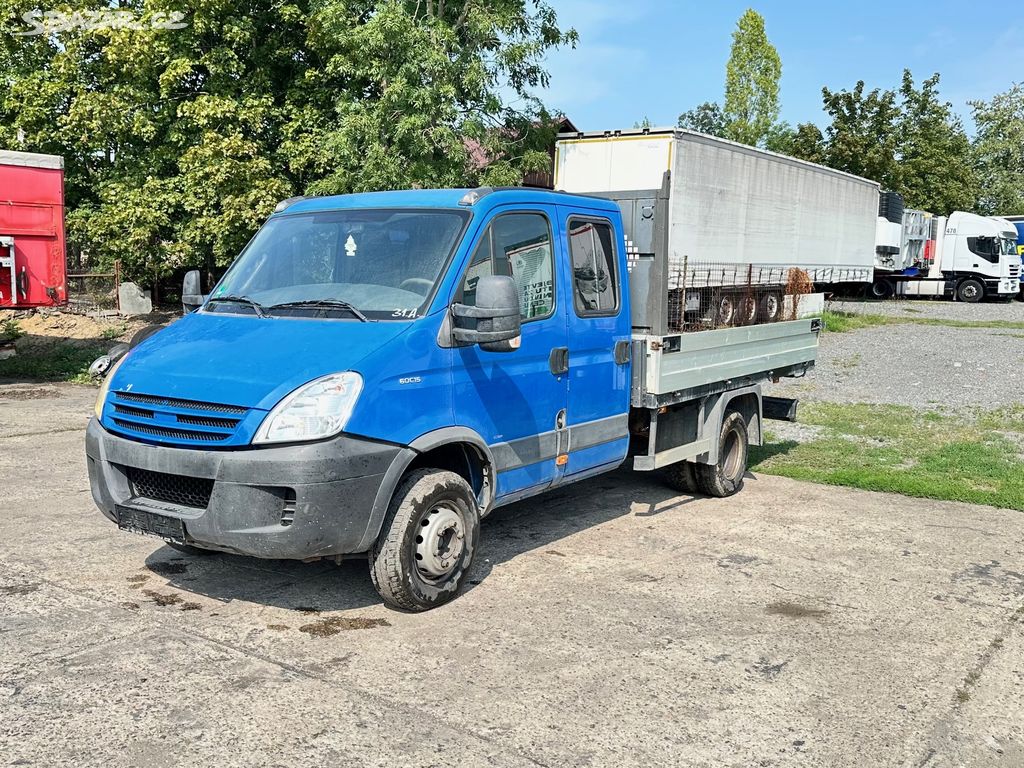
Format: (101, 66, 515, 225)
(662, 460, 700, 494)
(870, 278, 894, 299)
(370, 468, 479, 612)
(715, 294, 736, 326)
(738, 296, 757, 325)
(757, 291, 783, 323)
(956, 278, 984, 303)
(695, 410, 748, 498)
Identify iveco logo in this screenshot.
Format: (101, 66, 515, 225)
(399, 377, 422, 385)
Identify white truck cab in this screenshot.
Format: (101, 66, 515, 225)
(903, 211, 1020, 301)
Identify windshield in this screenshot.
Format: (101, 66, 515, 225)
(1001, 236, 1020, 256)
(208, 208, 468, 320)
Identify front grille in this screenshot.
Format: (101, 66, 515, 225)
(116, 391, 247, 415)
(126, 466, 214, 509)
(108, 391, 251, 445)
(113, 419, 231, 442)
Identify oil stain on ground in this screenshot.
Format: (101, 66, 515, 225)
(0, 583, 39, 596)
(147, 561, 189, 576)
(765, 601, 829, 620)
(141, 589, 183, 607)
(298, 616, 391, 637)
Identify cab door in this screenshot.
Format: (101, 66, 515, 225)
(451, 206, 569, 502)
(558, 208, 632, 478)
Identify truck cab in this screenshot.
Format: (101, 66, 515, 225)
(940, 212, 1020, 301)
(87, 186, 818, 610)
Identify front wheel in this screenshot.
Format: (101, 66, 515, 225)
(694, 410, 749, 498)
(370, 469, 480, 612)
(956, 278, 984, 303)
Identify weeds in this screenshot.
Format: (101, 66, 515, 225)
(0, 342, 105, 384)
(0, 318, 23, 343)
(821, 309, 1024, 333)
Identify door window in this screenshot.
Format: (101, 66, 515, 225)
(967, 236, 1000, 264)
(567, 218, 619, 316)
(459, 213, 555, 322)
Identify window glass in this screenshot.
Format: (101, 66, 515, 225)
(967, 236, 1000, 263)
(460, 213, 554, 321)
(212, 209, 467, 319)
(568, 219, 618, 315)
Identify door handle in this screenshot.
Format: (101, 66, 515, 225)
(549, 347, 569, 376)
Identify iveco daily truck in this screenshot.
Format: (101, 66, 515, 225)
(87, 145, 825, 611)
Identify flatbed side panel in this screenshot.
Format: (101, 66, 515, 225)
(640, 318, 819, 396)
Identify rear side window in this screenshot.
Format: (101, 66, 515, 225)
(568, 218, 619, 316)
(459, 212, 555, 322)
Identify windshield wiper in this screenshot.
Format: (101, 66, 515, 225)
(267, 299, 368, 322)
(206, 295, 267, 318)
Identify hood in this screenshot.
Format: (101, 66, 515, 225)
(110, 311, 412, 411)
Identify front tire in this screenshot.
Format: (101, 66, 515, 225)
(662, 460, 700, 493)
(956, 278, 984, 303)
(370, 469, 479, 612)
(694, 410, 749, 498)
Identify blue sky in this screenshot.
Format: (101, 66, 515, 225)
(539, 0, 1021, 133)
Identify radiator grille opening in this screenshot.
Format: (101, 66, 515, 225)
(115, 391, 247, 414)
(112, 419, 231, 442)
(126, 466, 214, 510)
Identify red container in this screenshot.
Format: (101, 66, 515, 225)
(0, 150, 66, 307)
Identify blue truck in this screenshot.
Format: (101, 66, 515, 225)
(86, 186, 821, 610)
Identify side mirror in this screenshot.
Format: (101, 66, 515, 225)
(182, 269, 205, 313)
(451, 275, 522, 353)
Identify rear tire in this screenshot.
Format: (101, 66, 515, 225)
(870, 278, 894, 299)
(757, 291, 783, 323)
(370, 469, 479, 612)
(694, 410, 749, 498)
(662, 460, 700, 493)
(956, 278, 984, 303)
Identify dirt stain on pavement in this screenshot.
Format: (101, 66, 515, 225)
(266, 624, 291, 631)
(141, 589, 183, 607)
(298, 617, 391, 637)
(765, 601, 829, 620)
(0, 583, 39, 596)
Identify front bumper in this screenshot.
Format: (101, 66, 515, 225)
(86, 418, 409, 559)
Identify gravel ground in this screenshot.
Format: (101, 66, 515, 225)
(829, 295, 1024, 322)
(771, 322, 1024, 413)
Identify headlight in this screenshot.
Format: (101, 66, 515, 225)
(93, 354, 128, 419)
(253, 372, 363, 445)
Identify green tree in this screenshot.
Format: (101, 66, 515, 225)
(970, 84, 1024, 214)
(0, 0, 575, 285)
(677, 101, 726, 135)
(896, 71, 977, 214)
(820, 80, 902, 189)
(722, 9, 781, 146)
(772, 122, 826, 164)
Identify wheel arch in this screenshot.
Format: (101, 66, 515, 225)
(355, 427, 496, 552)
(696, 385, 762, 464)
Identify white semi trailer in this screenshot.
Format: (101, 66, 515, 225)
(554, 128, 878, 329)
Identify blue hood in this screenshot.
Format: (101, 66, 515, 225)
(110, 312, 411, 411)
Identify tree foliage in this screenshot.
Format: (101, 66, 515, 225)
(721, 9, 781, 147)
(970, 84, 1024, 215)
(677, 101, 726, 135)
(820, 71, 978, 213)
(0, 0, 576, 282)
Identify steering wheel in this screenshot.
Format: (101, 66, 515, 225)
(399, 278, 433, 296)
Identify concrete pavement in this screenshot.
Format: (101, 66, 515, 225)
(2, 383, 1022, 767)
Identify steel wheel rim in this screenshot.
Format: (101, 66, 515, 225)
(963, 284, 980, 300)
(414, 504, 466, 580)
(722, 429, 742, 479)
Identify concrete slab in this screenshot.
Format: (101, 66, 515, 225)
(1, 384, 1022, 766)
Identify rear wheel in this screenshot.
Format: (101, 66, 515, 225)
(956, 278, 984, 303)
(370, 469, 479, 612)
(662, 460, 700, 493)
(694, 410, 749, 498)
(757, 291, 783, 323)
(737, 295, 757, 325)
(870, 278, 894, 299)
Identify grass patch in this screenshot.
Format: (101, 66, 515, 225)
(751, 402, 1024, 511)
(822, 309, 1024, 333)
(0, 342, 105, 384)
